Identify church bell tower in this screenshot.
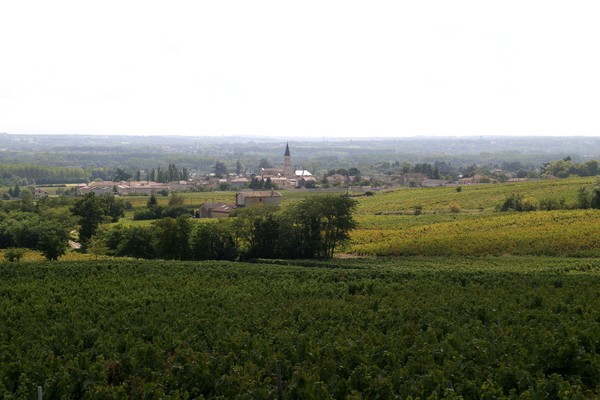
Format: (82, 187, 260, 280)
(283, 142, 294, 179)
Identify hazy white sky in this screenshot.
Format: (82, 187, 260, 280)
(1, 1, 599, 137)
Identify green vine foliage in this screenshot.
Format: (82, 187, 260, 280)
(1, 258, 599, 398)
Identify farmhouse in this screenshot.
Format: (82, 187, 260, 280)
(458, 174, 486, 185)
(295, 170, 317, 188)
(33, 188, 50, 198)
(400, 173, 428, 187)
(421, 179, 454, 187)
(229, 177, 250, 188)
(236, 191, 283, 207)
(197, 202, 236, 218)
(327, 174, 348, 185)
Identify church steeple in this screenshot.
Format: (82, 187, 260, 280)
(283, 142, 293, 179)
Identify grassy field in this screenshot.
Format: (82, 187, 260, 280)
(1, 257, 599, 398)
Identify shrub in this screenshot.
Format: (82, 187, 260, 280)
(539, 198, 567, 211)
(449, 202, 461, 213)
(133, 207, 163, 220)
(499, 194, 538, 212)
(4, 248, 26, 262)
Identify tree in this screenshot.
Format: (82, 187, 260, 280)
(258, 159, 272, 169)
(577, 187, 592, 209)
(87, 236, 109, 260)
(36, 221, 70, 261)
(263, 177, 273, 189)
(190, 222, 238, 261)
(245, 213, 283, 259)
(286, 195, 357, 259)
(168, 194, 185, 207)
(113, 168, 132, 182)
(214, 161, 228, 177)
(12, 183, 20, 199)
(99, 195, 126, 223)
(152, 216, 191, 260)
(147, 194, 158, 208)
(116, 226, 155, 259)
(71, 193, 106, 244)
(249, 177, 263, 189)
(236, 159, 242, 176)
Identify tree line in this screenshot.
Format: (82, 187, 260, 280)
(95, 195, 357, 261)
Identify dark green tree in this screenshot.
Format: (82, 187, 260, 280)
(99, 196, 126, 223)
(113, 168, 132, 182)
(258, 158, 272, 169)
(116, 226, 155, 259)
(264, 177, 274, 189)
(70, 193, 106, 244)
(214, 161, 228, 177)
(245, 213, 283, 259)
(190, 222, 237, 261)
(12, 183, 20, 199)
(152, 216, 191, 260)
(37, 222, 70, 261)
(249, 177, 263, 189)
(286, 195, 358, 258)
(147, 193, 158, 208)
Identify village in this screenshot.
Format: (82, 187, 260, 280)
(20, 142, 544, 220)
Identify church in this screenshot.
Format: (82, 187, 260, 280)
(260, 143, 316, 189)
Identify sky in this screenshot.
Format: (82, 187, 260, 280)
(1, 1, 599, 138)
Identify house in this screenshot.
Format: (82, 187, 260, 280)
(166, 180, 197, 191)
(197, 202, 236, 218)
(229, 177, 250, 188)
(270, 176, 295, 190)
(421, 179, 454, 187)
(33, 188, 50, 199)
(458, 174, 486, 185)
(327, 174, 348, 185)
(77, 181, 172, 196)
(236, 191, 283, 207)
(78, 184, 115, 196)
(400, 173, 428, 187)
(295, 170, 317, 188)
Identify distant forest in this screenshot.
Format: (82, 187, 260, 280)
(2, 133, 600, 184)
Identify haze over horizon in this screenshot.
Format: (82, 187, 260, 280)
(1, 1, 599, 138)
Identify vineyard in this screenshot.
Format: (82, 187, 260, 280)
(350, 209, 600, 257)
(342, 177, 600, 258)
(1, 258, 599, 399)
(354, 177, 594, 214)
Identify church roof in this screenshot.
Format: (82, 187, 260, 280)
(284, 142, 290, 156)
